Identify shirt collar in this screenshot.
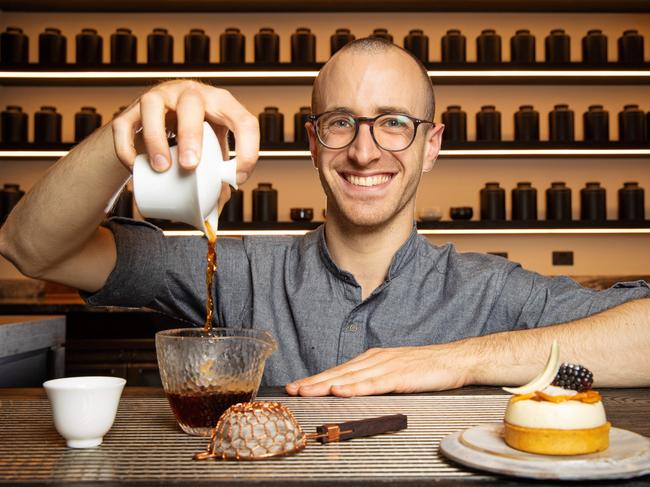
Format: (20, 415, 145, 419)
(316, 223, 420, 283)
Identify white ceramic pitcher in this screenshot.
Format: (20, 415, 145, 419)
(133, 121, 238, 235)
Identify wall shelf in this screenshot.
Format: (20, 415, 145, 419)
(2, 64, 650, 86)
(157, 220, 650, 237)
(1, 0, 648, 13)
(2, 142, 648, 160)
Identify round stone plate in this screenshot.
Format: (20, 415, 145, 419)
(440, 424, 650, 480)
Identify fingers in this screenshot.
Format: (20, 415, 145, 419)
(112, 104, 140, 170)
(140, 91, 172, 172)
(175, 88, 205, 169)
(292, 362, 392, 397)
(112, 80, 259, 179)
(285, 348, 384, 394)
(202, 89, 259, 185)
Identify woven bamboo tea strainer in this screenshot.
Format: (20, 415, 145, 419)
(194, 401, 407, 460)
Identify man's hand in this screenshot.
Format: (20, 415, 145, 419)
(285, 344, 471, 397)
(112, 80, 259, 187)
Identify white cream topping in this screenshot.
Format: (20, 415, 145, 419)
(505, 398, 607, 430)
(345, 174, 391, 187)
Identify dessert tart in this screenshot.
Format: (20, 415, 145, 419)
(502, 341, 610, 455)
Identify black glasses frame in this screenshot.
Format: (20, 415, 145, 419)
(307, 111, 435, 152)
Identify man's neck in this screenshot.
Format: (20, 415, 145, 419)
(324, 209, 415, 300)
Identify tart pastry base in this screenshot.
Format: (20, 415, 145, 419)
(504, 420, 610, 455)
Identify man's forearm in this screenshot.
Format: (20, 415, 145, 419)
(463, 298, 650, 388)
(0, 123, 129, 277)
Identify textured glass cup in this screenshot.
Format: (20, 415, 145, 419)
(155, 328, 277, 436)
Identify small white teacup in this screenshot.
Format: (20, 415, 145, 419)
(133, 121, 238, 236)
(43, 376, 126, 448)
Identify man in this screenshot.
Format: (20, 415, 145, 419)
(1, 38, 649, 396)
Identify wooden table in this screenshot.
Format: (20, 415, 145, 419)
(1, 386, 649, 486)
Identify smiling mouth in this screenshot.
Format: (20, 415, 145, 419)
(342, 173, 394, 187)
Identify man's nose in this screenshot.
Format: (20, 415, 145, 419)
(347, 124, 381, 165)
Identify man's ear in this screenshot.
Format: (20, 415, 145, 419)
(306, 121, 318, 168)
(422, 123, 444, 173)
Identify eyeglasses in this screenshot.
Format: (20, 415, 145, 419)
(308, 111, 435, 152)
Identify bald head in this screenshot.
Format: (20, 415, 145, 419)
(311, 37, 435, 121)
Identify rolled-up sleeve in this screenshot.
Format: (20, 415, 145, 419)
(81, 217, 253, 327)
(82, 217, 166, 308)
(488, 264, 650, 330)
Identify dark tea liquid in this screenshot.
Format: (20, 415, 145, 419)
(204, 220, 217, 334)
(166, 390, 254, 429)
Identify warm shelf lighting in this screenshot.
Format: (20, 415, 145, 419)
(437, 149, 650, 156)
(163, 228, 650, 237)
(0, 70, 320, 79)
(0, 150, 69, 158)
(2, 148, 648, 159)
(1, 69, 649, 81)
(427, 70, 650, 78)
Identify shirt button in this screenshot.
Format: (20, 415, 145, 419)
(347, 323, 359, 332)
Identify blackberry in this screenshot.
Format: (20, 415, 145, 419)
(552, 363, 594, 392)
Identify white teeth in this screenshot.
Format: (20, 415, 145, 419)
(345, 174, 391, 187)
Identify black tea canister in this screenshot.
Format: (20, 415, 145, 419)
(582, 29, 608, 64)
(583, 105, 609, 142)
(291, 27, 316, 64)
(34, 106, 62, 144)
(111, 28, 137, 65)
(74, 107, 102, 142)
(477, 29, 501, 64)
(108, 188, 133, 219)
(290, 208, 314, 222)
(0, 184, 25, 225)
(441, 29, 466, 63)
(220, 189, 244, 224)
(618, 182, 645, 221)
(511, 182, 538, 221)
(618, 104, 646, 142)
(254, 28, 280, 64)
(370, 28, 393, 42)
(545, 29, 571, 64)
(294, 107, 311, 147)
(148, 28, 173, 65)
(1, 106, 28, 144)
(546, 182, 572, 222)
(185, 29, 210, 65)
(220, 27, 245, 64)
(476, 105, 501, 141)
(259, 107, 284, 144)
(39, 27, 67, 66)
(510, 29, 535, 64)
(331, 28, 355, 56)
(549, 104, 575, 142)
(514, 105, 540, 142)
(480, 182, 506, 221)
(618, 29, 645, 64)
(404, 29, 429, 63)
(580, 182, 607, 221)
(252, 183, 278, 222)
(1, 27, 29, 65)
(76, 28, 102, 65)
(441, 105, 467, 142)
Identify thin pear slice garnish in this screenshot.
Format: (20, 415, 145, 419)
(502, 339, 560, 395)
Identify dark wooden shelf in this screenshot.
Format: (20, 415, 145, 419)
(156, 220, 650, 233)
(1, 63, 649, 86)
(1, 0, 648, 12)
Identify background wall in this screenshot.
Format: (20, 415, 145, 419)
(1, 11, 648, 279)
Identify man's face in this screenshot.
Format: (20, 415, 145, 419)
(308, 49, 443, 229)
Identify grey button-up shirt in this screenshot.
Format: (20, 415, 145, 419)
(85, 218, 650, 385)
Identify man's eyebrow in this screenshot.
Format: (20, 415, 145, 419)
(324, 105, 415, 115)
